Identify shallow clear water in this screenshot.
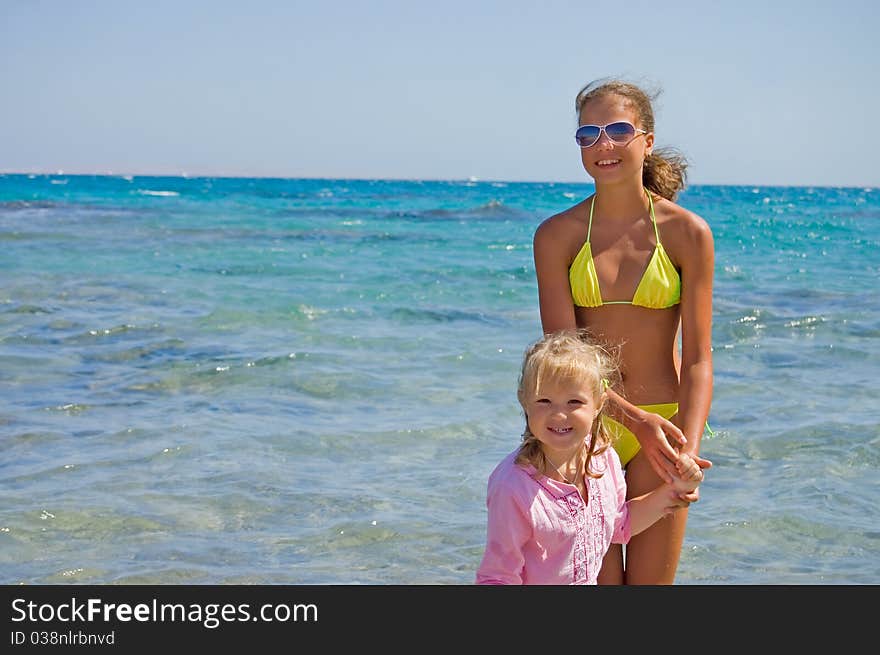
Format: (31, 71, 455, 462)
(1, 175, 877, 583)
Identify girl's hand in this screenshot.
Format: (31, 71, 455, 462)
(660, 484, 692, 515)
(671, 452, 712, 500)
(604, 387, 712, 482)
(676, 452, 704, 482)
(631, 410, 687, 483)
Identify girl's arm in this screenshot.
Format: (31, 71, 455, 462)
(627, 453, 708, 534)
(626, 480, 697, 536)
(475, 481, 531, 585)
(611, 210, 715, 482)
(676, 214, 715, 460)
(534, 216, 578, 334)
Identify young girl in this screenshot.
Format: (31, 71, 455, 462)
(532, 78, 715, 584)
(475, 330, 707, 585)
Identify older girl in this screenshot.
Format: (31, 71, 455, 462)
(532, 79, 715, 584)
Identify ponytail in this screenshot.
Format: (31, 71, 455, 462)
(644, 147, 688, 201)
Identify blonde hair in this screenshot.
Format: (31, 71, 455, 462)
(575, 78, 688, 201)
(515, 329, 621, 479)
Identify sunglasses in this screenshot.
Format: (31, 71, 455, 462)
(574, 121, 647, 148)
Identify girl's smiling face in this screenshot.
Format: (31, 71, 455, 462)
(578, 93, 653, 183)
(524, 376, 601, 458)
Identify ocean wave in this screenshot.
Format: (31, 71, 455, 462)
(388, 201, 528, 222)
(136, 190, 180, 197)
(85, 339, 187, 364)
(284, 229, 437, 244)
(0, 200, 58, 211)
(272, 201, 531, 224)
(388, 307, 507, 325)
(2, 303, 53, 314)
(61, 322, 163, 346)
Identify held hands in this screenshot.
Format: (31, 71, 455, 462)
(661, 452, 709, 514)
(604, 388, 711, 508)
(631, 410, 712, 485)
(671, 452, 703, 495)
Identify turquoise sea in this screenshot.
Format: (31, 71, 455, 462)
(1, 175, 878, 584)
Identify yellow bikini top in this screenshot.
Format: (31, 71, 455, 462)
(569, 191, 681, 309)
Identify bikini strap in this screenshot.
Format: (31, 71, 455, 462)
(587, 195, 595, 241)
(646, 190, 661, 244)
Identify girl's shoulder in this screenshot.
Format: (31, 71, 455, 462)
(534, 196, 592, 240)
(653, 196, 714, 251)
(488, 450, 539, 494)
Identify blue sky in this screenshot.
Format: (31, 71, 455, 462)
(2, 0, 878, 186)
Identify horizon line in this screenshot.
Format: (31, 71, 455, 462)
(0, 170, 875, 191)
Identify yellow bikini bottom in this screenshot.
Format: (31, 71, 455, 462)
(602, 402, 679, 467)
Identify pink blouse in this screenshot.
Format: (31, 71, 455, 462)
(475, 446, 632, 585)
